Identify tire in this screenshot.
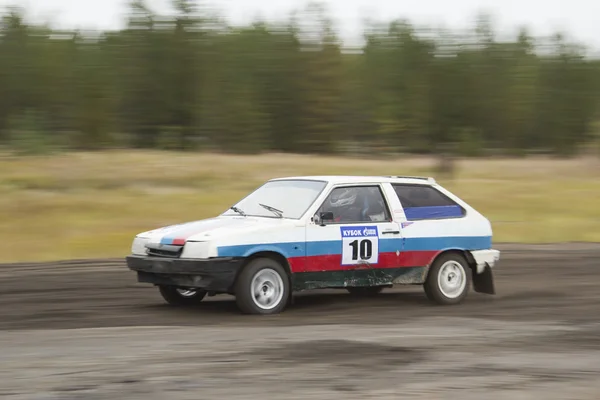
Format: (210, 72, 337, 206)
(346, 286, 384, 297)
(234, 258, 290, 315)
(158, 285, 207, 306)
(424, 252, 471, 305)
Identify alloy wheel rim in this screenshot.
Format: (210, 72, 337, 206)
(251, 268, 285, 310)
(437, 260, 467, 299)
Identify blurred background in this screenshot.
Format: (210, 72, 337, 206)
(1, 0, 599, 263)
(2, 4, 600, 398)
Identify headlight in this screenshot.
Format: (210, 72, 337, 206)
(180, 241, 211, 259)
(131, 236, 150, 255)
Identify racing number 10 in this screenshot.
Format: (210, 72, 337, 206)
(340, 226, 379, 266)
(348, 239, 372, 260)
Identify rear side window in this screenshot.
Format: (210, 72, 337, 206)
(391, 184, 465, 221)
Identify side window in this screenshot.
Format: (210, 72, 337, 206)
(318, 185, 392, 224)
(392, 184, 465, 221)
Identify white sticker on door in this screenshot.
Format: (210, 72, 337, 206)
(340, 226, 379, 266)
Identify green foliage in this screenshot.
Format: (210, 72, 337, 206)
(456, 127, 484, 157)
(0, 3, 599, 156)
(6, 109, 53, 155)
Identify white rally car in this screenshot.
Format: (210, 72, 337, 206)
(126, 175, 500, 314)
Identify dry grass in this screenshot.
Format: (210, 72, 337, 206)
(1, 150, 600, 263)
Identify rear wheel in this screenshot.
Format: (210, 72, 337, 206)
(424, 252, 471, 305)
(158, 285, 207, 306)
(234, 258, 290, 315)
(346, 286, 385, 297)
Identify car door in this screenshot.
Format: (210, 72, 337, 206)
(303, 183, 403, 288)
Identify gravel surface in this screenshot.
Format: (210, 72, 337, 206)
(1, 244, 599, 399)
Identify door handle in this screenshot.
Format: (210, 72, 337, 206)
(382, 230, 400, 235)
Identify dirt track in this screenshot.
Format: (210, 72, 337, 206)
(1, 244, 600, 399)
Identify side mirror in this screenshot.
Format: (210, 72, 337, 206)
(318, 211, 334, 226)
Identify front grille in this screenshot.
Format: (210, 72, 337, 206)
(147, 248, 182, 258)
(145, 243, 183, 258)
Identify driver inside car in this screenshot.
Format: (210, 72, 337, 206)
(325, 188, 362, 222)
(323, 187, 387, 223)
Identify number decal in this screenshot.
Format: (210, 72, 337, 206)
(348, 239, 373, 260)
(360, 239, 373, 259)
(340, 226, 379, 265)
(349, 240, 359, 260)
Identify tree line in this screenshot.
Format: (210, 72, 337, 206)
(1, 1, 599, 156)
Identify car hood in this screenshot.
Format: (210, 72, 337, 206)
(138, 216, 291, 245)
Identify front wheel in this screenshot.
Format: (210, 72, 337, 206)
(424, 253, 471, 305)
(158, 285, 207, 306)
(234, 258, 290, 315)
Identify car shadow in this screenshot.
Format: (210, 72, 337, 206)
(289, 289, 430, 310)
(133, 288, 500, 328)
(142, 287, 431, 315)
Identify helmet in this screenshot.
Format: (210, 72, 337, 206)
(328, 188, 357, 208)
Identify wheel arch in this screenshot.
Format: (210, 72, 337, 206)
(423, 248, 476, 281)
(232, 250, 293, 291)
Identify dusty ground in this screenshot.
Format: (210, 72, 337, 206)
(1, 243, 600, 399)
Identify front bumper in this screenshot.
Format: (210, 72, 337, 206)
(125, 255, 245, 292)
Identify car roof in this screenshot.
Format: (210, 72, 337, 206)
(269, 175, 437, 185)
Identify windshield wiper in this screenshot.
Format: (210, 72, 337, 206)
(259, 203, 283, 218)
(229, 206, 246, 216)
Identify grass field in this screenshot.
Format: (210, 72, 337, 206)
(1, 150, 600, 263)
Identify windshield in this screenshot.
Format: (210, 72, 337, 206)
(222, 179, 327, 219)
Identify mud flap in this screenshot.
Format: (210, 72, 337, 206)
(472, 264, 495, 295)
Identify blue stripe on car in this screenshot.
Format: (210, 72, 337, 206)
(217, 236, 492, 258)
(160, 237, 174, 245)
